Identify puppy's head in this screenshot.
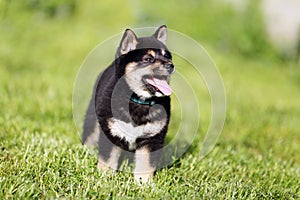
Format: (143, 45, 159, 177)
(116, 25, 175, 99)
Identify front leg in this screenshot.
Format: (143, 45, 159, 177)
(98, 145, 121, 171)
(134, 138, 165, 183)
(97, 131, 121, 171)
(134, 146, 156, 183)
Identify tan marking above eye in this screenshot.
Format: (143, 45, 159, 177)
(161, 49, 165, 55)
(147, 50, 156, 57)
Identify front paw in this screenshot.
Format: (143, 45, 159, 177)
(97, 160, 110, 171)
(134, 172, 153, 183)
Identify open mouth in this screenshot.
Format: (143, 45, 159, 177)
(143, 76, 172, 96)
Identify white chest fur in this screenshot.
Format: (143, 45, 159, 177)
(107, 118, 167, 150)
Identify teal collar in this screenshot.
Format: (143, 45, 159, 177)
(129, 96, 156, 106)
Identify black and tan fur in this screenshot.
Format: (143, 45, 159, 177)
(82, 25, 174, 183)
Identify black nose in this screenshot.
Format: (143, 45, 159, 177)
(165, 63, 175, 74)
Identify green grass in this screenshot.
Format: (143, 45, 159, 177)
(1, 1, 300, 199)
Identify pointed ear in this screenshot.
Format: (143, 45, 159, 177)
(153, 25, 167, 45)
(116, 29, 138, 58)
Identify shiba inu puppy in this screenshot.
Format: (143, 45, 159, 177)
(82, 25, 175, 183)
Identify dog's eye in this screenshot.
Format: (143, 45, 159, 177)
(143, 56, 154, 63)
(164, 51, 172, 59)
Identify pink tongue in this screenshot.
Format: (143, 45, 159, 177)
(145, 78, 172, 96)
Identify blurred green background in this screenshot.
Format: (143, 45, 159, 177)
(1, 0, 300, 198)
